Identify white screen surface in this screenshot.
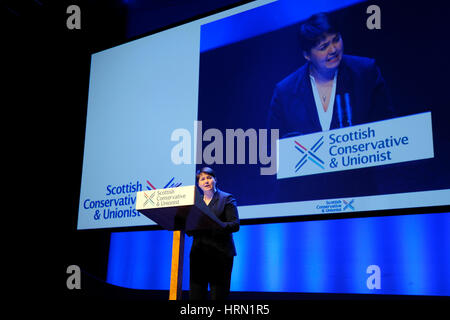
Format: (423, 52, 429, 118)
(77, 1, 275, 230)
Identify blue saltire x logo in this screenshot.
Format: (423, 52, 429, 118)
(343, 199, 355, 211)
(294, 136, 325, 172)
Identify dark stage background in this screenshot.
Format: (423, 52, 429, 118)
(7, 0, 449, 306)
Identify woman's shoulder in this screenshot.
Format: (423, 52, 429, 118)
(216, 189, 236, 201)
(342, 54, 376, 71)
(275, 63, 309, 92)
(217, 189, 231, 197)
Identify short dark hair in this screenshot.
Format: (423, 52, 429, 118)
(196, 167, 216, 182)
(299, 12, 340, 54)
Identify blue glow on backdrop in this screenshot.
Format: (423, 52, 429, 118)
(200, 0, 364, 52)
(107, 212, 450, 295)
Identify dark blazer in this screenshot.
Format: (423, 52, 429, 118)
(190, 189, 240, 257)
(268, 55, 395, 138)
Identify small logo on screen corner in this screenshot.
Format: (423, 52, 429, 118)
(343, 199, 355, 211)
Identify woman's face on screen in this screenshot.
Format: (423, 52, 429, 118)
(197, 173, 216, 193)
(305, 33, 344, 73)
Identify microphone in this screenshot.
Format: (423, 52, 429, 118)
(336, 94, 344, 128)
(344, 93, 352, 126)
(336, 93, 353, 128)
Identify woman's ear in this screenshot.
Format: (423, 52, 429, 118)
(303, 50, 310, 61)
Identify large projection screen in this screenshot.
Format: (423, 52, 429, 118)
(78, 0, 450, 230)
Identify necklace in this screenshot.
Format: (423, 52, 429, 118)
(318, 84, 332, 103)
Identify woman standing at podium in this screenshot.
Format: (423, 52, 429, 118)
(189, 166, 240, 300)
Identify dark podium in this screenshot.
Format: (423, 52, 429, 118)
(136, 185, 223, 300)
